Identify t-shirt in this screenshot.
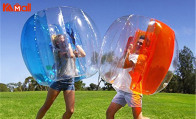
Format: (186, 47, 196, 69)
(53, 38, 77, 80)
(112, 54, 138, 93)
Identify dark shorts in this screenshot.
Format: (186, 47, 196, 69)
(50, 78, 75, 91)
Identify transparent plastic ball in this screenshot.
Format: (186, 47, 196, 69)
(21, 6, 100, 86)
(99, 15, 178, 95)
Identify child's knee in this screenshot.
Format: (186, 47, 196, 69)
(106, 109, 113, 117)
(67, 108, 74, 115)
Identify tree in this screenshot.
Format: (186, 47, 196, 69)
(97, 74, 103, 90)
(89, 83, 97, 90)
(101, 51, 115, 64)
(177, 46, 195, 94)
(0, 83, 9, 92)
(163, 74, 180, 93)
(166, 46, 195, 94)
(36, 85, 48, 91)
(91, 51, 99, 64)
(23, 76, 39, 91)
(15, 82, 23, 92)
(102, 79, 114, 91)
(7, 83, 17, 92)
(74, 81, 85, 91)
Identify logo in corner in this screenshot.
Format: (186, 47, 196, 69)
(3, 3, 31, 12)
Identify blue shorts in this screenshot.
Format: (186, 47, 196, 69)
(112, 90, 142, 107)
(50, 78, 75, 91)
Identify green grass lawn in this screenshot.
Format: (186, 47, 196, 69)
(0, 91, 195, 119)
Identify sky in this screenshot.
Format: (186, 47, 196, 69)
(0, 0, 195, 87)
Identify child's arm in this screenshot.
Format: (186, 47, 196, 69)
(123, 52, 134, 68)
(68, 43, 75, 58)
(76, 45, 86, 57)
(72, 28, 86, 57)
(123, 44, 134, 68)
